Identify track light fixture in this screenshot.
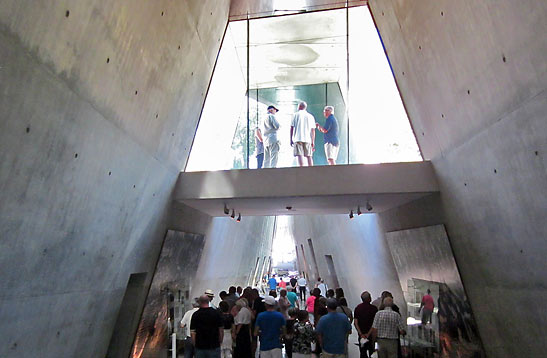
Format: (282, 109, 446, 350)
(236, 213, 241, 222)
(349, 210, 354, 219)
(366, 202, 373, 211)
(230, 209, 235, 219)
(223, 204, 229, 215)
(357, 206, 362, 216)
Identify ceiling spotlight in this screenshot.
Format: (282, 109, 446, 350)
(223, 204, 229, 215)
(236, 213, 241, 222)
(366, 202, 373, 211)
(349, 210, 354, 219)
(357, 206, 362, 216)
(230, 209, 235, 219)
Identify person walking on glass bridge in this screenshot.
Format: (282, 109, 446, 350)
(290, 101, 316, 167)
(263, 105, 281, 168)
(315, 105, 339, 165)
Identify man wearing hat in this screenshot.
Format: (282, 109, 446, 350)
(254, 296, 286, 358)
(205, 289, 217, 310)
(263, 105, 281, 168)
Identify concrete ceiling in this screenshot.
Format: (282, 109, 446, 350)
(175, 162, 439, 216)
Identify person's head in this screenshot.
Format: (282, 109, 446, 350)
(287, 286, 293, 292)
(288, 307, 298, 318)
(427, 289, 431, 294)
(312, 288, 321, 297)
(267, 105, 278, 114)
(269, 290, 277, 298)
(326, 289, 335, 298)
(205, 289, 215, 301)
(264, 295, 276, 310)
(219, 291, 228, 300)
(237, 286, 243, 295)
(219, 300, 229, 313)
(317, 277, 322, 282)
(326, 298, 338, 311)
(381, 291, 392, 299)
(323, 105, 334, 118)
(252, 288, 260, 299)
(383, 296, 394, 307)
(298, 101, 307, 111)
(191, 297, 200, 308)
(242, 287, 253, 300)
(297, 309, 309, 322)
(361, 291, 372, 303)
(280, 289, 287, 297)
(335, 287, 345, 299)
(339, 297, 348, 307)
(228, 286, 236, 295)
(198, 295, 211, 308)
(236, 297, 248, 308)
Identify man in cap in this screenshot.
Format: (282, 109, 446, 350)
(263, 105, 281, 168)
(205, 289, 217, 310)
(316, 298, 352, 357)
(190, 295, 223, 358)
(290, 101, 316, 167)
(254, 295, 286, 358)
(315, 105, 339, 165)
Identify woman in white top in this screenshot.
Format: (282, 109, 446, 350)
(233, 298, 252, 358)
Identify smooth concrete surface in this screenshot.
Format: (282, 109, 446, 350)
(185, 215, 276, 306)
(290, 213, 406, 316)
(369, 0, 547, 356)
(176, 162, 439, 216)
(0, 1, 229, 357)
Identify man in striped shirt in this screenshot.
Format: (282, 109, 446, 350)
(370, 297, 406, 358)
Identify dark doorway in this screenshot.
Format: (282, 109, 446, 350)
(105, 272, 148, 358)
(324, 255, 340, 289)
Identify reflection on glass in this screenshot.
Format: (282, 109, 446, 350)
(186, 6, 421, 172)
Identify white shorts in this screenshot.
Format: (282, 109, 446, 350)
(324, 143, 339, 160)
(294, 142, 313, 157)
(260, 348, 282, 358)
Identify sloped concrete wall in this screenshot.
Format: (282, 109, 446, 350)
(289, 214, 405, 313)
(369, 1, 547, 356)
(0, 1, 229, 357)
(168, 207, 275, 305)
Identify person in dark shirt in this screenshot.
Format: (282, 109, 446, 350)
(354, 291, 378, 358)
(284, 308, 298, 358)
(190, 295, 223, 358)
(289, 277, 298, 290)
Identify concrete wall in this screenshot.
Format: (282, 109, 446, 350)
(369, 1, 547, 356)
(0, 1, 229, 357)
(289, 214, 405, 313)
(169, 211, 275, 306)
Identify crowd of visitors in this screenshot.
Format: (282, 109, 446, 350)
(182, 277, 407, 358)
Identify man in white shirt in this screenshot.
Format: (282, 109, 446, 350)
(180, 298, 200, 358)
(290, 101, 316, 166)
(297, 276, 308, 301)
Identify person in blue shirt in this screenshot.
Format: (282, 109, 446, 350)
(268, 275, 278, 292)
(254, 296, 286, 358)
(316, 106, 340, 165)
(315, 298, 352, 356)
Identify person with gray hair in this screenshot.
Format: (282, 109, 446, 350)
(315, 105, 339, 165)
(370, 297, 406, 358)
(290, 101, 316, 167)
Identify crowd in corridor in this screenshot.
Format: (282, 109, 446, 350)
(181, 275, 414, 358)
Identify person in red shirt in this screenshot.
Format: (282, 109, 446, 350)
(420, 289, 435, 325)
